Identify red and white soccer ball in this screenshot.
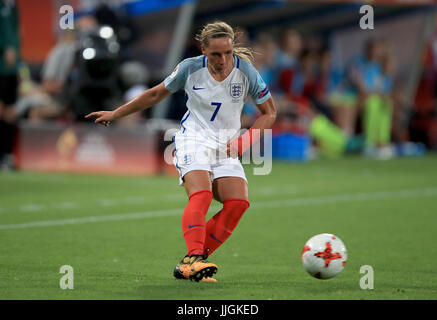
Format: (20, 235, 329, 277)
(301, 233, 347, 279)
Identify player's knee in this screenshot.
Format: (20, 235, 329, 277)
(223, 198, 250, 215)
(188, 189, 213, 202)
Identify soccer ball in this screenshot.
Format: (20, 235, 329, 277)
(301, 233, 347, 279)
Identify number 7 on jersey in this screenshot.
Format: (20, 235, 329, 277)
(210, 102, 222, 121)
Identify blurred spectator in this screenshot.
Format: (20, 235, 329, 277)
(42, 30, 77, 97)
(313, 47, 336, 118)
(0, 0, 19, 170)
(409, 24, 437, 150)
(241, 33, 278, 129)
(323, 48, 359, 138)
(306, 36, 323, 57)
(279, 46, 349, 158)
(358, 39, 396, 158)
(253, 33, 277, 88)
(347, 39, 385, 100)
(327, 39, 384, 141)
(15, 30, 77, 122)
(275, 28, 303, 71)
(15, 15, 101, 123)
(297, 49, 333, 119)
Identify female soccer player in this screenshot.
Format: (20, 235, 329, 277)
(86, 21, 276, 282)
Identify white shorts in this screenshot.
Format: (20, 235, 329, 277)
(172, 131, 247, 186)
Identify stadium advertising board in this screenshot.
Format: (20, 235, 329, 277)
(15, 123, 160, 175)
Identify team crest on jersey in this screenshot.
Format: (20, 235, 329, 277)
(230, 82, 243, 101)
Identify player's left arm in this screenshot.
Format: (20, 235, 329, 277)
(227, 96, 277, 158)
(251, 96, 277, 135)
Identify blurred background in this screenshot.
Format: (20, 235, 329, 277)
(1, 0, 437, 175)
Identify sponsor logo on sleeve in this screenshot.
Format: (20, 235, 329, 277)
(258, 87, 269, 99)
(169, 65, 179, 79)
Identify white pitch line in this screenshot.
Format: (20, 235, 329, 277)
(0, 195, 180, 214)
(97, 198, 120, 207)
(250, 187, 437, 210)
(0, 187, 436, 231)
(19, 204, 47, 212)
(0, 185, 298, 214)
(0, 208, 187, 230)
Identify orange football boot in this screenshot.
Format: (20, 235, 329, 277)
(173, 255, 218, 282)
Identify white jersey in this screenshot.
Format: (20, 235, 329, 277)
(164, 55, 271, 147)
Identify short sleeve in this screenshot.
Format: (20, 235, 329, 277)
(238, 58, 271, 105)
(250, 70, 271, 104)
(164, 60, 189, 93)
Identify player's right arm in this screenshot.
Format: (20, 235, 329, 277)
(85, 82, 171, 126)
(86, 58, 190, 126)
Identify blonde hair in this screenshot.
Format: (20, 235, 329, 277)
(195, 21, 254, 64)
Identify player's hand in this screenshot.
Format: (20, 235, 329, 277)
(226, 128, 259, 159)
(85, 111, 115, 127)
(226, 140, 239, 159)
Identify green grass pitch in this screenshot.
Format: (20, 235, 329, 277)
(1, 155, 436, 300)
